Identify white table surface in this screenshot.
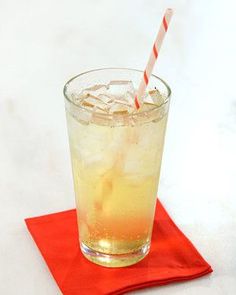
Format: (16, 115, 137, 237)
(0, 0, 236, 294)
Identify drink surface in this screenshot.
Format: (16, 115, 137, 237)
(66, 80, 169, 266)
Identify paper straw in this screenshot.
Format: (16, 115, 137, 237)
(134, 8, 173, 109)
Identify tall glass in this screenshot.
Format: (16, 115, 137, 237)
(64, 68, 171, 267)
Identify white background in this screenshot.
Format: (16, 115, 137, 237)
(0, 0, 236, 294)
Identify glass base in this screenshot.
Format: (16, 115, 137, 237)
(80, 242, 150, 268)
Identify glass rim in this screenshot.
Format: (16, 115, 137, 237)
(63, 67, 171, 119)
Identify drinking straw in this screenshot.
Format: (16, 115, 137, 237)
(134, 8, 173, 109)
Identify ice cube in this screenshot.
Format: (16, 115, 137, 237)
(70, 92, 85, 104)
(81, 100, 94, 108)
(148, 89, 165, 106)
(107, 80, 135, 97)
(143, 93, 154, 104)
(141, 102, 156, 111)
(82, 94, 109, 112)
(98, 93, 114, 104)
(85, 84, 108, 92)
(124, 91, 135, 106)
(141, 92, 157, 111)
(149, 88, 160, 95)
(94, 107, 108, 114)
(109, 80, 133, 86)
(80, 84, 108, 102)
(112, 90, 135, 108)
(109, 102, 131, 115)
(83, 84, 108, 95)
(110, 94, 134, 114)
(114, 98, 131, 106)
(112, 110, 129, 115)
(77, 109, 92, 125)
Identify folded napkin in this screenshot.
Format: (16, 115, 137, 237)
(25, 200, 212, 294)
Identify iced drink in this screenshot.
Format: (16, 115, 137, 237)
(64, 68, 171, 267)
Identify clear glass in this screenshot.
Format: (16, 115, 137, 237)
(64, 68, 171, 267)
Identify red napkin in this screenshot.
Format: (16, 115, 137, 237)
(25, 200, 212, 294)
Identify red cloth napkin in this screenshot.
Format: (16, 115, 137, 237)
(25, 200, 212, 294)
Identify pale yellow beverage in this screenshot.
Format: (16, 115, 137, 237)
(64, 68, 171, 267)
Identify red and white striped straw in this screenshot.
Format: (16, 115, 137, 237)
(134, 8, 173, 109)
